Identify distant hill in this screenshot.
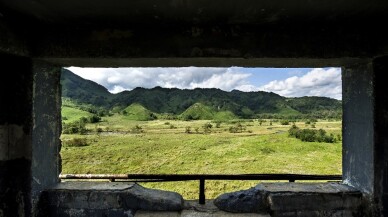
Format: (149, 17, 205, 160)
(61, 69, 342, 119)
(179, 103, 216, 120)
(122, 103, 157, 121)
(61, 69, 112, 107)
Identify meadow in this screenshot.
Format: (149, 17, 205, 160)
(60, 113, 342, 199)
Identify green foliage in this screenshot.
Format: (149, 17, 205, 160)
(213, 111, 237, 121)
(89, 114, 101, 123)
(280, 120, 290, 125)
(63, 138, 88, 147)
(62, 70, 342, 120)
(202, 123, 213, 134)
(122, 103, 157, 121)
(131, 125, 144, 133)
(62, 119, 87, 134)
(229, 123, 246, 133)
(179, 103, 215, 120)
(61, 69, 111, 107)
(288, 125, 336, 143)
(61, 118, 342, 199)
(96, 128, 103, 133)
(61, 106, 93, 123)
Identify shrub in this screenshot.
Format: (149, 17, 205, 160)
(62, 119, 87, 134)
(131, 125, 144, 133)
(288, 125, 336, 143)
(202, 123, 213, 134)
(280, 120, 289, 125)
(96, 128, 103, 133)
(185, 126, 191, 134)
(229, 123, 245, 133)
(89, 114, 101, 123)
(63, 138, 88, 147)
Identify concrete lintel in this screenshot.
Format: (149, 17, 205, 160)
(0, 19, 29, 56)
(29, 25, 388, 60)
(35, 57, 370, 68)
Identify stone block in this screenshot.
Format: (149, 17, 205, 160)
(42, 182, 184, 212)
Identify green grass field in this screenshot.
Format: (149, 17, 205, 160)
(60, 115, 342, 199)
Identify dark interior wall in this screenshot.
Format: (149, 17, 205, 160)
(372, 56, 388, 217)
(342, 63, 375, 194)
(342, 57, 388, 216)
(31, 61, 62, 211)
(0, 54, 33, 217)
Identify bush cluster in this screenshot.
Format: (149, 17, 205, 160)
(62, 121, 87, 134)
(131, 125, 144, 133)
(62, 114, 102, 134)
(229, 123, 246, 133)
(288, 125, 336, 143)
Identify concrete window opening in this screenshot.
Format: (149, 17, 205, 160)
(3, 56, 386, 216)
(2, 1, 388, 215)
(58, 66, 344, 205)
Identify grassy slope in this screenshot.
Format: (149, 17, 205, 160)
(61, 107, 93, 123)
(179, 103, 215, 120)
(122, 103, 155, 121)
(61, 116, 342, 199)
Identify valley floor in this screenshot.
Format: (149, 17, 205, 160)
(60, 116, 342, 199)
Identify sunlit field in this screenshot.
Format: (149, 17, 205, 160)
(60, 114, 342, 199)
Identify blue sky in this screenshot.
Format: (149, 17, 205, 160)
(66, 67, 342, 99)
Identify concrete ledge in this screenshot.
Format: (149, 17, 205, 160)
(38, 182, 184, 216)
(135, 210, 269, 217)
(215, 182, 362, 216)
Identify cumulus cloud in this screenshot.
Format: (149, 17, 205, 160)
(66, 67, 252, 93)
(65, 67, 342, 99)
(259, 68, 342, 99)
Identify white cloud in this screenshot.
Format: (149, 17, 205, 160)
(259, 68, 342, 99)
(65, 67, 342, 99)
(66, 66, 252, 93)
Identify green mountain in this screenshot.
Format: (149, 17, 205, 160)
(122, 103, 157, 121)
(61, 68, 112, 107)
(179, 103, 216, 120)
(61, 69, 342, 119)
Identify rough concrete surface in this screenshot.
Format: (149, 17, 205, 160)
(39, 182, 184, 216)
(215, 183, 361, 215)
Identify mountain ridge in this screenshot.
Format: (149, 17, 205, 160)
(61, 68, 342, 119)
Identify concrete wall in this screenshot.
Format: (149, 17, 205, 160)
(31, 61, 62, 212)
(342, 63, 375, 194)
(342, 57, 388, 216)
(0, 54, 33, 217)
(372, 56, 388, 217)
